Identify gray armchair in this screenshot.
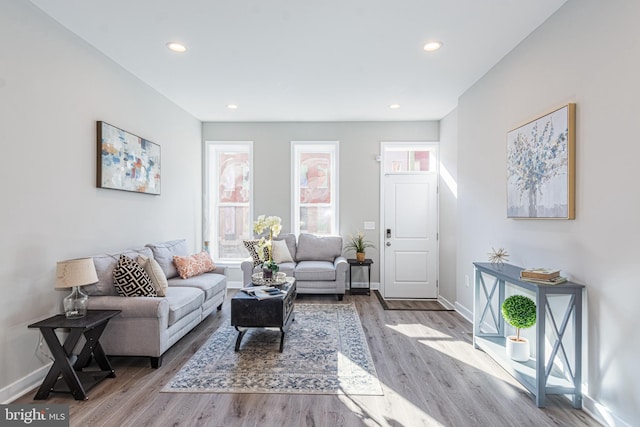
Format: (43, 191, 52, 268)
(241, 233, 348, 300)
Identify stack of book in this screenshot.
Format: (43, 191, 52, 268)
(519, 268, 567, 285)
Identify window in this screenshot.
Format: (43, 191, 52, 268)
(204, 142, 252, 261)
(383, 145, 437, 173)
(291, 141, 338, 235)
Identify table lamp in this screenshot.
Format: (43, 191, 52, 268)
(55, 258, 98, 319)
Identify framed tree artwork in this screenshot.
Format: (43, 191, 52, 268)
(507, 103, 576, 219)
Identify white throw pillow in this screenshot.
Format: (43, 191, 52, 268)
(138, 254, 169, 296)
(272, 239, 294, 263)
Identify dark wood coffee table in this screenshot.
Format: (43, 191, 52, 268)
(231, 277, 296, 352)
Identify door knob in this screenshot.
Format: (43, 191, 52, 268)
(386, 242, 391, 246)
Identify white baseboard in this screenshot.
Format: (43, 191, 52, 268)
(1, 363, 51, 404)
(349, 281, 380, 291)
(438, 295, 455, 310)
(454, 301, 473, 323)
(227, 281, 243, 289)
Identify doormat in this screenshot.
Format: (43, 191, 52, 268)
(162, 303, 383, 395)
(374, 290, 453, 311)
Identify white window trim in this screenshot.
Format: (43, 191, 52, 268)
(290, 141, 339, 236)
(203, 141, 253, 263)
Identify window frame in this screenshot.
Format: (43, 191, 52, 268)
(290, 141, 339, 236)
(203, 141, 253, 263)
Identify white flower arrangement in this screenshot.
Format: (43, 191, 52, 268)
(253, 215, 282, 269)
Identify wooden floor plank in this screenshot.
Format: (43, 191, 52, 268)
(13, 292, 600, 427)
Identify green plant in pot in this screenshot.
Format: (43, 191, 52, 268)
(344, 231, 375, 262)
(501, 294, 536, 362)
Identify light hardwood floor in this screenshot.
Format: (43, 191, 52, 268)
(14, 291, 600, 427)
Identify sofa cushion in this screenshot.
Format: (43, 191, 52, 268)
(167, 272, 226, 301)
(272, 239, 294, 263)
(164, 286, 204, 326)
(146, 239, 189, 279)
(137, 254, 168, 297)
(296, 233, 343, 262)
(295, 260, 337, 281)
(113, 255, 157, 297)
(86, 247, 154, 296)
(274, 233, 297, 261)
(173, 251, 215, 279)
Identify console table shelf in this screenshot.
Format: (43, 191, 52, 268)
(473, 262, 584, 408)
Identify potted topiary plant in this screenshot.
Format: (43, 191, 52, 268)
(501, 294, 536, 362)
(344, 231, 375, 262)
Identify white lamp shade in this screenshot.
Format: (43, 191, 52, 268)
(55, 258, 98, 289)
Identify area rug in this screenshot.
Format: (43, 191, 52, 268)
(162, 303, 383, 395)
(374, 290, 453, 311)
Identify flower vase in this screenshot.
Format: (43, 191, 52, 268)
(263, 267, 274, 279)
(356, 252, 366, 262)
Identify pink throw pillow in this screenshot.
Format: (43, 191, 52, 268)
(173, 251, 215, 279)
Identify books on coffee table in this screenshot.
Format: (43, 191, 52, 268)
(241, 286, 285, 300)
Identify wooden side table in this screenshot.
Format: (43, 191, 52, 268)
(348, 258, 374, 295)
(28, 309, 121, 400)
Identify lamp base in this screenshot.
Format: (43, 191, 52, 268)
(63, 286, 88, 319)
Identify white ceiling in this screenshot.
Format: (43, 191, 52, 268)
(29, 0, 567, 122)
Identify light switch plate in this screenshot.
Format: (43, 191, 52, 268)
(363, 221, 375, 230)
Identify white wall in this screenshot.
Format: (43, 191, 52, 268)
(0, 1, 202, 401)
(202, 121, 440, 286)
(456, 0, 640, 425)
(438, 110, 458, 305)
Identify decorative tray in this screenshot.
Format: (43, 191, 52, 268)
(252, 272, 288, 286)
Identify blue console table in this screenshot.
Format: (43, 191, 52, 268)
(473, 262, 584, 408)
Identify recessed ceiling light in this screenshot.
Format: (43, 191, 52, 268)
(227, 104, 238, 110)
(166, 42, 187, 53)
(389, 104, 401, 109)
(423, 41, 443, 52)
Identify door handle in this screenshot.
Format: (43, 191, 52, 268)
(386, 242, 391, 247)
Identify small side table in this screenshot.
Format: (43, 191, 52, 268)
(28, 309, 121, 400)
(348, 259, 374, 295)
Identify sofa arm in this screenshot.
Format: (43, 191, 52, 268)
(240, 258, 256, 286)
(334, 256, 348, 274)
(87, 295, 169, 319)
(212, 265, 227, 275)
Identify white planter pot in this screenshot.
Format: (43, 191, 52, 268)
(506, 336, 530, 362)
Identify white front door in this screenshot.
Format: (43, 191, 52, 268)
(383, 172, 438, 299)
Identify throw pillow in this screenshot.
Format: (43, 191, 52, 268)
(112, 255, 157, 297)
(137, 254, 168, 297)
(173, 251, 215, 279)
(242, 240, 269, 266)
(272, 239, 294, 263)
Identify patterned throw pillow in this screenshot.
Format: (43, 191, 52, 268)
(112, 255, 157, 297)
(242, 240, 269, 266)
(137, 254, 168, 297)
(173, 251, 215, 279)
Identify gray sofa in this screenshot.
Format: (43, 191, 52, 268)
(241, 233, 347, 300)
(84, 239, 226, 368)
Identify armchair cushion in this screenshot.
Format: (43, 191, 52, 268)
(296, 233, 342, 262)
(295, 260, 337, 281)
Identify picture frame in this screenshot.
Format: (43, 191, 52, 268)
(97, 121, 161, 195)
(507, 103, 575, 219)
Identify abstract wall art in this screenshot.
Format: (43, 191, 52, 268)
(507, 103, 575, 219)
(97, 121, 161, 195)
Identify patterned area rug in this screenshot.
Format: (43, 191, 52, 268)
(162, 303, 383, 395)
(374, 290, 453, 311)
